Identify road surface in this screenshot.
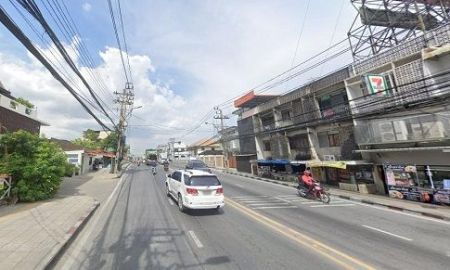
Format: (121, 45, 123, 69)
(54, 164, 450, 270)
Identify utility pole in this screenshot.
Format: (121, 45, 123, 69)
(213, 107, 229, 168)
(113, 82, 134, 173)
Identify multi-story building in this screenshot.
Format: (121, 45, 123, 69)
(232, 23, 450, 204)
(0, 81, 47, 135)
(346, 23, 450, 203)
(233, 91, 278, 173)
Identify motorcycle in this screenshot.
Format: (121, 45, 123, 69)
(151, 166, 157, 175)
(297, 181, 330, 204)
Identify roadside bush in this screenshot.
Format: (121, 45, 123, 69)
(64, 163, 76, 177)
(0, 131, 67, 202)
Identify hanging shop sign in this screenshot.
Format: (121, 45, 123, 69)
(364, 74, 388, 97)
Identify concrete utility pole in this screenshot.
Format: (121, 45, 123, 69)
(113, 82, 134, 173)
(213, 107, 230, 168)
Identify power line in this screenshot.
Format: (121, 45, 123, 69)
(41, 0, 117, 119)
(16, 0, 117, 128)
(106, 0, 131, 84)
(226, 69, 450, 142)
(215, 38, 350, 108)
(0, 5, 111, 130)
(7, 0, 111, 120)
(115, 0, 133, 83)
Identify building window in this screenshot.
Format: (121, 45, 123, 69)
(318, 91, 348, 118)
(328, 133, 340, 147)
(318, 132, 340, 147)
(288, 135, 309, 150)
(281, 110, 291, 121)
(68, 158, 78, 164)
(263, 141, 271, 151)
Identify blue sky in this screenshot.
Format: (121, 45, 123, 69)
(0, 0, 358, 153)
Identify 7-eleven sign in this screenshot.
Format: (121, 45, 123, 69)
(365, 74, 388, 96)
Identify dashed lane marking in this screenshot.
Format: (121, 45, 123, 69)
(247, 202, 290, 207)
(188, 230, 204, 248)
(226, 197, 376, 270)
(252, 206, 298, 210)
(310, 204, 356, 208)
(362, 225, 413, 242)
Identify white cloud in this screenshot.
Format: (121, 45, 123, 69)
(0, 1, 359, 154)
(82, 2, 92, 12)
(0, 41, 190, 153)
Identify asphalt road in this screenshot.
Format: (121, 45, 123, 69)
(54, 164, 450, 270)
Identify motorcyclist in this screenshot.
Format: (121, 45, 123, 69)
(301, 169, 315, 195)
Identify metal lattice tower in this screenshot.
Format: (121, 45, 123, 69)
(348, 0, 450, 60)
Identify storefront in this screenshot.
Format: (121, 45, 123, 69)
(384, 164, 450, 205)
(308, 160, 376, 193)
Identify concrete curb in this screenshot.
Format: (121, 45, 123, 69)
(218, 169, 450, 222)
(43, 200, 100, 270)
(117, 162, 132, 178)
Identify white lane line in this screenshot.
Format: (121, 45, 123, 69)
(247, 202, 290, 206)
(252, 206, 298, 209)
(188, 230, 204, 248)
(300, 201, 321, 205)
(232, 195, 269, 199)
(362, 225, 413, 242)
(236, 199, 281, 203)
(167, 198, 174, 206)
(310, 204, 355, 208)
(285, 199, 309, 202)
(351, 201, 450, 225)
(224, 174, 450, 224)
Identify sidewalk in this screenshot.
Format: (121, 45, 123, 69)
(217, 169, 450, 221)
(0, 168, 120, 270)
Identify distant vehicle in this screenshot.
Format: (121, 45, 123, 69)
(166, 170, 224, 212)
(185, 160, 211, 173)
(146, 160, 157, 167)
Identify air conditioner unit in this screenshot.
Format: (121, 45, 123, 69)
(324, 155, 336, 161)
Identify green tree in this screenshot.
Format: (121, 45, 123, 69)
(101, 132, 118, 152)
(72, 138, 101, 149)
(15, 97, 34, 109)
(83, 129, 100, 142)
(0, 131, 66, 202)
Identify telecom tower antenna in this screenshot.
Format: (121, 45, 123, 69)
(348, 0, 450, 60)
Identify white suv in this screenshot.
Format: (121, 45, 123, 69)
(166, 169, 225, 212)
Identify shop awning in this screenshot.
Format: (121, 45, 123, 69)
(257, 159, 289, 166)
(307, 160, 372, 170)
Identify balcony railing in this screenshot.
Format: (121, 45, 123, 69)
(0, 95, 37, 119)
(354, 113, 450, 145)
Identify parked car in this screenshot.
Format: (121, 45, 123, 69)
(166, 170, 224, 212)
(185, 160, 211, 173)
